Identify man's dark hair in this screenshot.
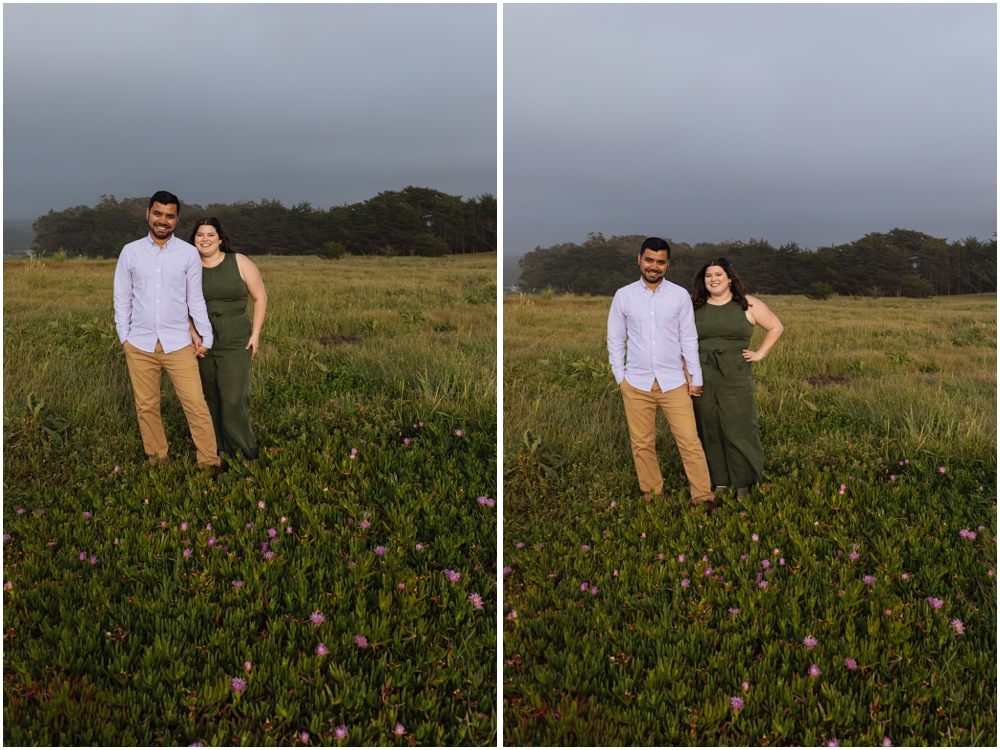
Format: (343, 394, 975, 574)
(640, 236, 671, 259)
(187, 217, 234, 253)
(149, 191, 181, 212)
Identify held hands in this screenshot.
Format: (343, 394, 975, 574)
(191, 333, 208, 359)
(246, 332, 260, 359)
(688, 385, 703, 397)
(743, 349, 764, 363)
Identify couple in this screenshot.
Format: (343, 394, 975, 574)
(113, 191, 268, 474)
(608, 237, 784, 509)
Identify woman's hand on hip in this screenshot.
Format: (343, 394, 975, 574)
(743, 349, 764, 362)
(246, 332, 260, 359)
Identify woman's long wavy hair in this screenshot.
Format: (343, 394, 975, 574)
(691, 257, 751, 311)
(187, 217, 234, 253)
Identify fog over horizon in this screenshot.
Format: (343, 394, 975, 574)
(504, 4, 996, 258)
(3, 4, 496, 223)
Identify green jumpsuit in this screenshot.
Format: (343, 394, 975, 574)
(692, 300, 763, 489)
(199, 252, 258, 459)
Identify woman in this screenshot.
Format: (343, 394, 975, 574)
(187, 218, 267, 461)
(689, 257, 782, 502)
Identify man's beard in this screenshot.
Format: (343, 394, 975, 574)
(151, 225, 173, 239)
(642, 269, 663, 284)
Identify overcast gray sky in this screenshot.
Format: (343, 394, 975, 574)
(505, 3, 996, 257)
(3, 3, 496, 221)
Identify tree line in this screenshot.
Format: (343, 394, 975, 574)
(516, 229, 997, 297)
(30, 187, 496, 258)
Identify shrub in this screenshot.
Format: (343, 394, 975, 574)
(317, 241, 346, 260)
(805, 282, 835, 300)
(415, 234, 449, 258)
(52, 248, 67, 263)
(901, 275, 934, 298)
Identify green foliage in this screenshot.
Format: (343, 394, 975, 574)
(805, 282, 835, 300)
(318, 241, 347, 261)
(415, 234, 449, 258)
(30, 189, 496, 259)
(518, 230, 997, 297)
(3, 254, 497, 745)
(901, 275, 934, 298)
(503, 293, 996, 745)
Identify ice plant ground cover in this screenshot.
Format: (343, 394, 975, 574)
(503, 292, 995, 745)
(3, 254, 497, 745)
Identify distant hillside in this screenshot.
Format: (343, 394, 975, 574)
(517, 230, 996, 297)
(3, 222, 35, 255)
(503, 261, 521, 287)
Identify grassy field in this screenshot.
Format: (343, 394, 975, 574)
(3, 253, 497, 745)
(503, 292, 996, 746)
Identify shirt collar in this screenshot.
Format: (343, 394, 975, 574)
(145, 233, 176, 251)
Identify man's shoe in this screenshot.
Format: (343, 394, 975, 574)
(736, 487, 750, 499)
(643, 491, 665, 503)
(211, 459, 229, 480)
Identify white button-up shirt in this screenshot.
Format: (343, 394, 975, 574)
(113, 233, 213, 352)
(607, 278, 703, 391)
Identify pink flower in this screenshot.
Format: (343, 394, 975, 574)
(740, 554, 748, 561)
(803, 636, 818, 649)
(300, 732, 309, 743)
(267, 528, 278, 538)
(590, 586, 599, 595)
(901, 573, 910, 580)
(730, 696, 744, 710)
(751, 534, 759, 542)
(729, 608, 740, 616)
(403, 438, 410, 445)
(827, 740, 839, 747)
(394, 723, 405, 736)
(702, 555, 709, 562)
(232, 581, 243, 589)
(610, 501, 617, 508)
(580, 582, 588, 592)
(890, 475, 896, 482)
(264, 551, 275, 560)
(862, 575, 875, 586)
(950, 619, 965, 635)
(258, 501, 265, 509)
(704, 568, 713, 576)
(208, 536, 216, 546)
(582, 545, 590, 552)
(507, 610, 518, 620)
(83, 512, 92, 520)
(360, 520, 371, 530)
(848, 551, 859, 560)
(503, 567, 512, 575)
(844, 657, 858, 670)
(286, 527, 293, 534)
(443, 569, 461, 583)
(375, 545, 387, 557)
(310, 611, 325, 625)
(349, 448, 358, 460)
(839, 484, 846, 495)
(926, 597, 943, 610)
(3, 582, 12, 591)
(231, 677, 246, 693)
(741, 681, 749, 692)
(114, 538, 119, 545)
(316, 643, 329, 656)
(939, 466, 946, 474)
(281, 516, 287, 523)
(455, 429, 462, 436)
(245, 523, 253, 530)
(515, 542, 524, 549)
(477, 497, 495, 508)
(681, 579, 690, 588)
(354, 635, 368, 648)
(761, 560, 771, 570)
(182, 548, 192, 558)
(657, 553, 665, 561)
(773, 548, 780, 555)
(206, 523, 212, 530)
(779, 558, 786, 565)
(468, 593, 484, 610)
(882, 738, 892, 747)
(415, 543, 424, 551)
(758, 581, 770, 589)
(244, 661, 252, 671)
(160, 521, 168, 529)
(808, 664, 821, 677)
(79, 551, 87, 561)
(335, 726, 347, 740)
(885, 609, 892, 616)
(114, 465, 120, 472)
(678, 554, 685, 562)
(16, 508, 24, 515)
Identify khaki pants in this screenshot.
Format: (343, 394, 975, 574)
(123, 340, 220, 468)
(620, 378, 714, 502)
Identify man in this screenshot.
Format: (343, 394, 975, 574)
(113, 190, 223, 474)
(607, 237, 715, 506)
